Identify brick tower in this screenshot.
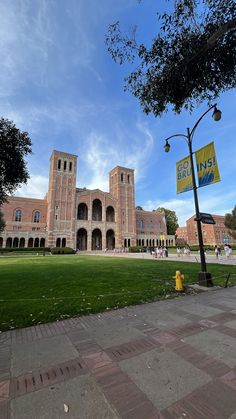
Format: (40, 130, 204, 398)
(47, 151, 77, 248)
(109, 166, 136, 248)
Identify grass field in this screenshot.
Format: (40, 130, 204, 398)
(0, 255, 235, 332)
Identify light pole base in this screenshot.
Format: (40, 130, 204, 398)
(198, 272, 213, 287)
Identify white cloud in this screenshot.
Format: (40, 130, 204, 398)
(80, 121, 154, 190)
(142, 192, 236, 227)
(15, 175, 48, 199)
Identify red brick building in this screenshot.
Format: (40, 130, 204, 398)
(0, 150, 175, 250)
(177, 214, 235, 246)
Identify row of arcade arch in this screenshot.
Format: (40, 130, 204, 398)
(137, 238, 174, 247)
(77, 201, 115, 222)
(0, 237, 45, 248)
(77, 228, 115, 250)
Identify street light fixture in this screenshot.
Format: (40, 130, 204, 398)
(164, 104, 222, 287)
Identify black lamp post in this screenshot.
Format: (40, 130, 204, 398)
(164, 104, 222, 287)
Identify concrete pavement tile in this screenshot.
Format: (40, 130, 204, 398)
(10, 375, 119, 419)
(88, 323, 145, 349)
(225, 320, 236, 330)
(119, 348, 211, 411)
(183, 329, 236, 368)
(162, 379, 236, 419)
(178, 302, 223, 318)
(133, 309, 191, 330)
(11, 335, 79, 376)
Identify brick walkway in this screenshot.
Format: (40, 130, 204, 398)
(1, 287, 236, 418)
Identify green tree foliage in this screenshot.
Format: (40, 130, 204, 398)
(0, 118, 32, 205)
(157, 207, 179, 235)
(0, 210, 5, 233)
(225, 206, 236, 239)
(106, 0, 236, 116)
(136, 205, 143, 210)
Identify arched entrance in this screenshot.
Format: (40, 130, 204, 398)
(106, 206, 115, 222)
(6, 237, 12, 248)
(0, 237, 3, 248)
(28, 238, 33, 247)
(13, 237, 19, 248)
(92, 199, 102, 221)
(56, 238, 61, 247)
(77, 228, 87, 250)
(92, 229, 102, 250)
(19, 238, 25, 248)
(34, 238, 39, 248)
(40, 238, 45, 247)
(106, 229, 115, 250)
(62, 238, 66, 248)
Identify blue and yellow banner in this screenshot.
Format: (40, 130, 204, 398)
(176, 156, 193, 194)
(195, 142, 220, 188)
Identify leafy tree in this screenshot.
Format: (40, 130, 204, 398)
(0, 210, 5, 233)
(136, 205, 143, 210)
(157, 207, 179, 235)
(225, 206, 236, 239)
(0, 118, 32, 205)
(106, 0, 236, 116)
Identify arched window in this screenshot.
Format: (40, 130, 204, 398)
(64, 161, 67, 171)
(56, 238, 61, 247)
(58, 159, 61, 170)
(62, 238, 66, 248)
(0, 237, 3, 248)
(106, 206, 115, 222)
(121, 173, 124, 182)
(77, 203, 88, 220)
(127, 174, 130, 184)
(33, 211, 40, 223)
(15, 209, 22, 222)
(69, 162, 72, 172)
(92, 199, 102, 221)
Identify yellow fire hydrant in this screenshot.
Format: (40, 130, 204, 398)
(174, 270, 184, 292)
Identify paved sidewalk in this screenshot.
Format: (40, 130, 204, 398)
(87, 250, 236, 266)
(1, 287, 236, 418)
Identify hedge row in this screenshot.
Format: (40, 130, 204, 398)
(0, 247, 50, 253)
(0, 247, 75, 254)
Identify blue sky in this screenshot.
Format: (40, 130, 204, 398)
(1, 0, 235, 226)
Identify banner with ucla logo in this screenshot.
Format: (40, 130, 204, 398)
(176, 155, 193, 194)
(195, 142, 220, 188)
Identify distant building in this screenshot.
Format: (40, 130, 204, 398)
(0, 150, 175, 250)
(175, 226, 188, 245)
(177, 214, 236, 246)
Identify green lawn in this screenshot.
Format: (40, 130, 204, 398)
(0, 255, 235, 331)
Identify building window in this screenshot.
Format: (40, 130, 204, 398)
(64, 161, 67, 171)
(121, 173, 124, 182)
(127, 174, 130, 184)
(55, 215, 58, 220)
(15, 209, 22, 222)
(69, 162, 72, 171)
(33, 211, 40, 223)
(58, 159, 61, 170)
